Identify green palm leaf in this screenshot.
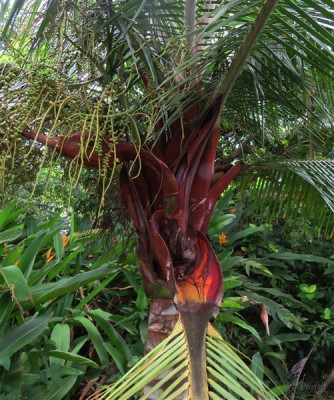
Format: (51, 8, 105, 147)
(89, 319, 281, 400)
(241, 160, 334, 237)
(1, 0, 333, 127)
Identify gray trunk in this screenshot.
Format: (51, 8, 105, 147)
(143, 298, 187, 399)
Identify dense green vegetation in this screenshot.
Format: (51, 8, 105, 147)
(1, 0, 333, 398)
(0, 201, 146, 398)
(0, 190, 333, 398)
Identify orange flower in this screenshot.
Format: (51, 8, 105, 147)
(15, 260, 19, 266)
(112, 237, 118, 243)
(62, 235, 70, 248)
(230, 208, 237, 213)
(88, 254, 94, 258)
(4, 242, 7, 247)
(218, 233, 228, 245)
(46, 248, 56, 264)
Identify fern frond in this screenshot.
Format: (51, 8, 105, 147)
(240, 160, 334, 237)
(90, 319, 281, 399)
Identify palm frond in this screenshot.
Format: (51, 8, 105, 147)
(1, 0, 333, 164)
(0, 0, 26, 37)
(89, 319, 281, 399)
(240, 160, 334, 237)
(211, 0, 279, 110)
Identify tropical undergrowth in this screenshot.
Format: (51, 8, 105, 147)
(0, 193, 333, 399)
(0, 202, 147, 399)
(208, 191, 334, 399)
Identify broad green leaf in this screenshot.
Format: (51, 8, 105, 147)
(0, 293, 15, 333)
(271, 253, 333, 264)
(246, 287, 313, 312)
(139, 320, 148, 344)
(0, 224, 24, 244)
(219, 314, 261, 340)
(208, 214, 236, 235)
(0, 356, 10, 371)
(251, 352, 264, 382)
(228, 227, 265, 245)
(74, 273, 118, 310)
(136, 287, 149, 312)
(39, 226, 63, 249)
(45, 375, 78, 400)
(273, 333, 310, 343)
(25, 215, 38, 236)
(46, 244, 84, 282)
(219, 255, 242, 271)
(18, 232, 47, 278)
(38, 212, 62, 232)
(49, 324, 70, 365)
(87, 310, 131, 362)
(300, 284, 317, 294)
(48, 350, 100, 369)
(324, 308, 331, 320)
(1, 245, 23, 267)
(88, 310, 136, 337)
(264, 351, 284, 360)
(70, 208, 78, 237)
(0, 202, 16, 230)
(25, 265, 117, 308)
(122, 268, 139, 293)
(104, 343, 126, 374)
(221, 300, 244, 310)
(74, 316, 108, 365)
(224, 278, 243, 290)
(53, 232, 64, 260)
(243, 259, 272, 275)
(0, 314, 53, 360)
(237, 289, 303, 330)
(1, 265, 32, 305)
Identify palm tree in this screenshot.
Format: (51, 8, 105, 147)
(1, 0, 333, 398)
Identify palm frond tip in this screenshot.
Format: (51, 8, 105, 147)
(241, 160, 334, 237)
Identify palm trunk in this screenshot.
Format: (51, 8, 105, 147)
(145, 298, 179, 353)
(144, 298, 188, 399)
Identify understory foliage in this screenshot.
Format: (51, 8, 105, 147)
(209, 193, 334, 399)
(0, 203, 148, 399)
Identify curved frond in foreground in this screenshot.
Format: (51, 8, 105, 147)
(241, 160, 334, 237)
(89, 319, 281, 400)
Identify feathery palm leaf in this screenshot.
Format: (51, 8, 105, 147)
(1, 0, 333, 143)
(1, 0, 332, 229)
(89, 319, 282, 400)
(241, 160, 334, 237)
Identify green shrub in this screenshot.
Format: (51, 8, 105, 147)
(0, 203, 147, 399)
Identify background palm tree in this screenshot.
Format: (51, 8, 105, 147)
(0, 0, 333, 398)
